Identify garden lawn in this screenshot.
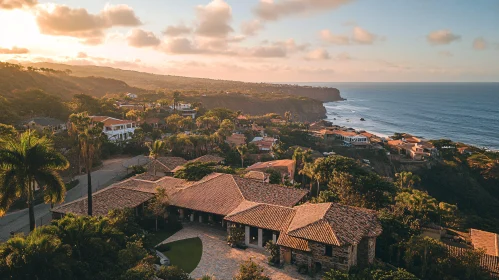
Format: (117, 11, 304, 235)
(162, 237, 203, 273)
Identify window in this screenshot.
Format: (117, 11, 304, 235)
(325, 245, 333, 257)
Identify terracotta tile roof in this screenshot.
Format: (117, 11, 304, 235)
(170, 174, 307, 216)
(90, 116, 134, 126)
(246, 159, 296, 176)
(226, 133, 246, 146)
(147, 157, 188, 173)
(286, 203, 382, 246)
(133, 173, 163, 181)
(333, 130, 358, 137)
(171, 174, 245, 216)
(471, 229, 499, 256)
(190, 154, 225, 164)
(360, 132, 375, 138)
(52, 186, 153, 216)
(117, 176, 189, 197)
(225, 203, 296, 231)
(233, 176, 307, 207)
(244, 171, 269, 181)
(387, 140, 404, 147)
(277, 233, 311, 252)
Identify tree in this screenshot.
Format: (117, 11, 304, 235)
(0, 131, 69, 230)
(265, 241, 280, 265)
(165, 114, 183, 133)
(293, 147, 312, 186)
(147, 188, 169, 231)
(236, 144, 249, 168)
(217, 119, 235, 138)
(172, 91, 181, 112)
(146, 140, 166, 176)
(0, 123, 16, 140)
(271, 140, 286, 159)
(174, 162, 216, 181)
(284, 111, 292, 123)
(265, 168, 282, 184)
(310, 190, 338, 204)
(69, 112, 104, 216)
(234, 259, 270, 280)
(125, 109, 143, 121)
(395, 172, 421, 189)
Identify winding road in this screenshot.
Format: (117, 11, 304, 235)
(0, 155, 149, 241)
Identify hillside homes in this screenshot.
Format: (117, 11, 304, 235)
(90, 116, 137, 142)
(52, 172, 382, 273)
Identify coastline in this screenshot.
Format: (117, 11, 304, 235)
(322, 101, 498, 151)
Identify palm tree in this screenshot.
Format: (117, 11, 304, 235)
(299, 162, 323, 196)
(395, 171, 421, 189)
(146, 140, 166, 176)
(284, 111, 292, 123)
(293, 148, 312, 187)
(236, 144, 249, 168)
(172, 91, 181, 112)
(147, 188, 169, 231)
(0, 131, 69, 230)
(69, 112, 104, 216)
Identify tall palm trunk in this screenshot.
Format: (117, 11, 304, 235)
(241, 157, 244, 168)
(28, 179, 35, 231)
(316, 180, 320, 197)
(86, 145, 93, 216)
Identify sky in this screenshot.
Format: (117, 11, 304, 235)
(0, 0, 498, 82)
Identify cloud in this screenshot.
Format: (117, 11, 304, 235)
(438, 51, 453, 57)
(321, 27, 379, 45)
(305, 48, 330, 60)
(0, 46, 29, 54)
(195, 0, 233, 38)
(254, 0, 352, 21)
(241, 19, 264, 36)
(249, 46, 287, 58)
(473, 37, 487, 50)
(426, 29, 461, 45)
(320, 30, 350, 45)
(335, 52, 352, 61)
(76, 51, 87, 58)
(0, 0, 36, 10)
(272, 38, 309, 51)
(352, 26, 377, 44)
(35, 4, 142, 44)
(127, 29, 160, 47)
(162, 23, 192, 36)
(163, 37, 206, 54)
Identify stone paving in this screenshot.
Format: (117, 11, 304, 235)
(159, 223, 318, 280)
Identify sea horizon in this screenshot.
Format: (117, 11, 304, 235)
(296, 82, 499, 151)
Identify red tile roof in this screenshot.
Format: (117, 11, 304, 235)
(52, 186, 153, 216)
(246, 159, 296, 176)
(244, 171, 269, 181)
(225, 203, 296, 231)
(277, 233, 311, 252)
(147, 157, 188, 173)
(90, 116, 134, 126)
(190, 154, 224, 164)
(471, 229, 499, 256)
(286, 203, 382, 246)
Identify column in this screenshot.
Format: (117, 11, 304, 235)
(245, 226, 250, 246)
(258, 228, 263, 247)
(190, 212, 194, 222)
(179, 209, 184, 219)
(199, 214, 203, 223)
(272, 233, 277, 243)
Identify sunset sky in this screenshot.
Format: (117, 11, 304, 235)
(1, 0, 498, 82)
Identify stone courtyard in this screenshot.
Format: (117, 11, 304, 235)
(159, 223, 318, 280)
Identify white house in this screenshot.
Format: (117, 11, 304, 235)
(90, 116, 137, 142)
(171, 103, 197, 119)
(126, 93, 138, 99)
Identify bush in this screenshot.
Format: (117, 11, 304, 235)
(227, 225, 245, 247)
(156, 266, 191, 280)
(234, 259, 270, 280)
(297, 264, 308, 275)
(265, 241, 280, 265)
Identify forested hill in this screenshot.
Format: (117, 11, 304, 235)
(25, 62, 343, 102)
(0, 63, 146, 99)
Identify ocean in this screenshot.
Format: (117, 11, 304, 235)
(299, 83, 499, 150)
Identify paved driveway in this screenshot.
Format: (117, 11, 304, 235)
(159, 224, 317, 280)
(0, 155, 149, 241)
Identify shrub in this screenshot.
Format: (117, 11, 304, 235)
(234, 259, 270, 280)
(227, 225, 245, 247)
(264, 241, 280, 265)
(156, 266, 191, 280)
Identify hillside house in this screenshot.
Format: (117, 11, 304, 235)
(52, 172, 382, 273)
(23, 117, 67, 133)
(246, 159, 296, 182)
(226, 133, 246, 147)
(251, 136, 278, 151)
(126, 93, 138, 99)
(471, 229, 499, 256)
(90, 116, 137, 142)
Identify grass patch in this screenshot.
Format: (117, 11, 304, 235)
(162, 237, 202, 273)
(145, 229, 179, 248)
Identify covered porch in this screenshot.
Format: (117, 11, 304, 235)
(227, 221, 280, 249)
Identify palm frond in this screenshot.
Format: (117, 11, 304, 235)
(35, 169, 66, 204)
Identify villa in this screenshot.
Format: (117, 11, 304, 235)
(225, 133, 246, 147)
(246, 159, 296, 182)
(52, 172, 382, 273)
(90, 116, 138, 142)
